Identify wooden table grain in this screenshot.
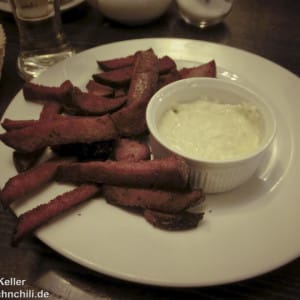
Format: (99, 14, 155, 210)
(0, 1, 299, 299)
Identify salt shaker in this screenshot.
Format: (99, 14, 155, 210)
(9, 0, 75, 80)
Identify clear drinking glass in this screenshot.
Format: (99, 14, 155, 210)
(176, 0, 234, 29)
(9, 0, 75, 80)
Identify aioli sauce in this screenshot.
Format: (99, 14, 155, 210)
(158, 99, 263, 161)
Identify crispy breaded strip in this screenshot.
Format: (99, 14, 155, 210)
(158, 56, 177, 74)
(12, 137, 148, 242)
(110, 88, 150, 137)
(129, 49, 158, 79)
(66, 87, 127, 115)
(0, 115, 118, 153)
(158, 68, 181, 89)
(93, 55, 175, 88)
(103, 186, 204, 213)
(113, 138, 150, 162)
(143, 210, 204, 231)
(1, 119, 38, 131)
(179, 60, 217, 78)
(56, 155, 190, 190)
(9, 102, 62, 171)
(97, 54, 136, 71)
(105, 136, 204, 227)
(0, 159, 71, 208)
(23, 80, 73, 103)
(39, 101, 62, 120)
(86, 80, 114, 97)
(128, 50, 159, 103)
(93, 66, 133, 87)
(111, 49, 159, 136)
(2, 102, 62, 132)
(98, 53, 175, 73)
(13, 184, 100, 244)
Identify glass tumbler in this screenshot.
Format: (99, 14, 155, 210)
(9, 0, 75, 80)
(176, 0, 234, 29)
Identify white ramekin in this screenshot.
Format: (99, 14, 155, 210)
(146, 78, 277, 193)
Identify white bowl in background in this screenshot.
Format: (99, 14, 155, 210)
(146, 78, 277, 193)
(88, 0, 172, 25)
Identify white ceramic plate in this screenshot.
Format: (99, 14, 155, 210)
(1, 38, 299, 287)
(0, 0, 84, 13)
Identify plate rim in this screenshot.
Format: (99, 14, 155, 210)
(1, 38, 300, 288)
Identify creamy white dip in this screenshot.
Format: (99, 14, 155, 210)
(158, 98, 263, 161)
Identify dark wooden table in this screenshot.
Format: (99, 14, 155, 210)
(0, 1, 299, 299)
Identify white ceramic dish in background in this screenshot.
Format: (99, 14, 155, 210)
(146, 78, 277, 193)
(175, 0, 234, 28)
(0, 0, 84, 13)
(87, 0, 172, 25)
(0, 39, 299, 287)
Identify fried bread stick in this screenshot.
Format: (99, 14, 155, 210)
(111, 49, 159, 136)
(94, 55, 175, 86)
(143, 210, 204, 231)
(56, 155, 190, 190)
(66, 87, 127, 115)
(0, 115, 118, 153)
(103, 186, 204, 214)
(85, 80, 114, 97)
(23, 80, 73, 103)
(113, 138, 151, 162)
(179, 60, 217, 78)
(0, 158, 72, 208)
(2, 102, 62, 132)
(13, 184, 100, 244)
(9, 102, 62, 172)
(104, 138, 204, 227)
